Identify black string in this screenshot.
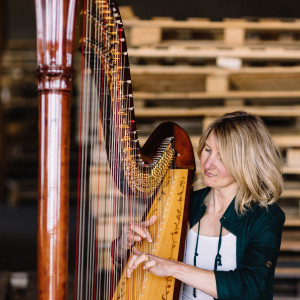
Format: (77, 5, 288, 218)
(193, 218, 201, 298)
(214, 224, 223, 271)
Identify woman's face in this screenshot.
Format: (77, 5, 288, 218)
(200, 131, 237, 190)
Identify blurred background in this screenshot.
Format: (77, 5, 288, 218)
(1, 0, 300, 299)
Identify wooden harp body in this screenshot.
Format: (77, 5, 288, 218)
(35, 0, 195, 299)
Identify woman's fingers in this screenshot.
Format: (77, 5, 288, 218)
(125, 231, 142, 243)
(143, 259, 156, 270)
(126, 253, 150, 278)
(128, 216, 157, 243)
(126, 254, 137, 278)
(134, 253, 149, 269)
(141, 215, 157, 227)
(127, 249, 172, 278)
(121, 215, 157, 253)
(118, 216, 157, 255)
(129, 224, 150, 241)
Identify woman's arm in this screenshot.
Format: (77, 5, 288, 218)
(126, 248, 218, 299)
(215, 205, 285, 299)
(127, 205, 285, 300)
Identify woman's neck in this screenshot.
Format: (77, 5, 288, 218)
(206, 184, 239, 216)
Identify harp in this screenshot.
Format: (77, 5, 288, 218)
(35, 0, 195, 299)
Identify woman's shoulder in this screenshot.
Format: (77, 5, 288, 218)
(244, 202, 286, 229)
(223, 202, 285, 239)
(250, 202, 285, 218)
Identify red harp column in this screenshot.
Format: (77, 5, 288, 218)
(35, 1, 77, 299)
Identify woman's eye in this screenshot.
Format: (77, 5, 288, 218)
(204, 148, 211, 152)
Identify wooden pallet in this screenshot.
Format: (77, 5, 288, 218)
(130, 65, 300, 103)
(130, 63, 300, 104)
(128, 45, 300, 67)
(281, 230, 300, 252)
(135, 105, 300, 119)
(122, 16, 300, 47)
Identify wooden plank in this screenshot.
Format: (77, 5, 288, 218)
(131, 69, 300, 96)
(130, 27, 161, 47)
(281, 230, 300, 252)
(280, 241, 300, 252)
(206, 74, 228, 93)
(282, 182, 300, 198)
(131, 73, 206, 93)
(224, 27, 245, 45)
(131, 65, 300, 97)
(119, 6, 138, 20)
(284, 218, 300, 227)
(123, 18, 300, 31)
(135, 106, 300, 118)
(283, 165, 300, 174)
(133, 90, 300, 100)
(287, 149, 300, 166)
(273, 135, 300, 148)
(118, 17, 300, 47)
(275, 267, 300, 278)
(224, 99, 245, 106)
(128, 46, 300, 60)
(130, 65, 300, 75)
(278, 255, 300, 263)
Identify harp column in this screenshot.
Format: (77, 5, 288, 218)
(35, 0, 77, 299)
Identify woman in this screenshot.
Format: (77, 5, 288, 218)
(121, 111, 285, 299)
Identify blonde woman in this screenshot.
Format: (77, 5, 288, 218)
(124, 111, 285, 300)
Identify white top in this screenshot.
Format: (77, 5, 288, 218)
(180, 228, 237, 300)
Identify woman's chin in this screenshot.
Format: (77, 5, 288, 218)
(203, 178, 216, 188)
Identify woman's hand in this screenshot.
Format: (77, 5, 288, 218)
(119, 215, 157, 251)
(126, 247, 174, 278)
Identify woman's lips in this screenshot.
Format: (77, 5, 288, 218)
(204, 170, 216, 177)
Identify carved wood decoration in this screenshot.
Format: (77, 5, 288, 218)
(35, 0, 77, 299)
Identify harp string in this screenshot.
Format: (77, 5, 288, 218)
(76, 0, 91, 297)
(93, 2, 105, 298)
(93, 3, 102, 298)
(76, 1, 175, 299)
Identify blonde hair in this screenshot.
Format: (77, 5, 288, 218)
(197, 111, 283, 214)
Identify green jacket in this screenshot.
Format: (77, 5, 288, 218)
(189, 187, 285, 300)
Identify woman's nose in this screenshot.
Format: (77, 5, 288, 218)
(204, 155, 216, 169)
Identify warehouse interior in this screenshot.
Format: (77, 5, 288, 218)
(1, 0, 300, 299)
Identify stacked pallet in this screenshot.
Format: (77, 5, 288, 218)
(0, 40, 38, 206)
(0, 40, 79, 206)
(120, 9, 300, 298)
(120, 11, 300, 47)
(120, 12, 300, 201)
